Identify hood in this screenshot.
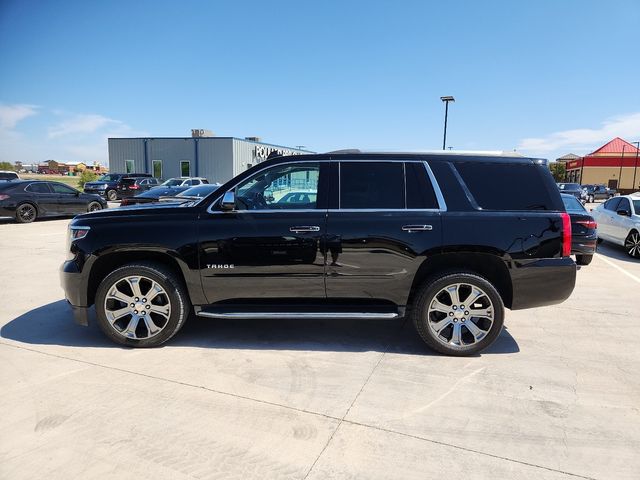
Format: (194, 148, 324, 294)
(73, 201, 188, 222)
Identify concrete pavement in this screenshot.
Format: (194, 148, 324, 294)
(1, 217, 639, 479)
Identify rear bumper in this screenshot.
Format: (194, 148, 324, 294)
(509, 257, 576, 310)
(571, 233, 597, 255)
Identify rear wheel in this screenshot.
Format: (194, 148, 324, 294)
(106, 189, 117, 201)
(588, 195, 594, 203)
(625, 231, 640, 259)
(95, 262, 190, 347)
(87, 201, 102, 212)
(576, 254, 593, 265)
(411, 272, 504, 356)
(15, 203, 37, 223)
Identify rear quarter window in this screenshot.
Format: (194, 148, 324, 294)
(454, 162, 560, 211)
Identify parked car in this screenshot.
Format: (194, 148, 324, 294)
(119, 185, 192, 206)
(159, 177, 209, 188)
(158, 183, 221, 202)
(61, 151, 576, 355)
(276, 191, 318, 206)
(0, 171, 19, 181)
(560, 193, 597, 265)
(0, 180, 106, 223)
(557, 183, 584, 201)
(84, 173, 152, 201)
(116, 177, 160, 200)
(591, 194, 640, 258)
(581, 184, 616, 203)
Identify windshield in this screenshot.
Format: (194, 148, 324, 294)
(161, 178, 184, 187)
(562, 195, 585, 212)
(177, 185, 220, 198)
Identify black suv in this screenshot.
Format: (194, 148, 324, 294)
(84, 173, 152, 201)
(61, 152, 576, 356)
(115, 177, 160, 199)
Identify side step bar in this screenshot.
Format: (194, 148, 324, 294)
(195, 311, 400, 320)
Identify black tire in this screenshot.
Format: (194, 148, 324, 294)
(106, 189, 117, 201)
(597, 237, 604, 245)
(95, 262, 191, 347)
(87, 201, 102, 212)
(588, 195, 594, 203)
(624, 231, 640, 259)
(411, 272, 505, 356)
(15, 202, 37, 223)
(576, 254, 593, 266)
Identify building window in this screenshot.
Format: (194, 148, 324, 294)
(152, 160, 162, 179)
(181, 161, 190, 177)
(125, 160, 134, 174)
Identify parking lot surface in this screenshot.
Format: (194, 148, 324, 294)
(1, 214, 639, 479)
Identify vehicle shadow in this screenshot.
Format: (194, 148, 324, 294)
(1, 300, 520, 356)
(597, 241, 638, 264)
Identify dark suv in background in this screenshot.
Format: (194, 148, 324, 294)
(84, 173, 152, 201)
(116, 177, 160, 199)
(61, 151, 576, 356)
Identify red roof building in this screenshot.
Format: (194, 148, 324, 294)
(563, 138, 640, 193)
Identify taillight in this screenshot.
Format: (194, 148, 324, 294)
(561, 212, 572, 257)
(0, 194, 10, 201)
(129, 184, 139, 190)
(576, 219, 597, 229)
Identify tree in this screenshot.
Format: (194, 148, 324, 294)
(549, 162, 566, 182)
(77, 169, 98, 189)
(0, 161, 15, 171)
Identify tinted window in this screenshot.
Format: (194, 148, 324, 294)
(26, 183, 50, 194)
(50, 183, 77, 194)
(340, 162, 404, 209)
(406, 162, 439, 209)
(121, 179, 136, 186)
(633, 199, 640, 214)
(618, 198, 631, 213)
(455, 162, 557, 210)
(604, 198, 621, 211)
(562, 195, 585, 212)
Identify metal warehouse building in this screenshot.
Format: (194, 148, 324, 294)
(108, 131, 310, 184)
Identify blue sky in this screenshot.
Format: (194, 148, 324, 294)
(1, 0, 639, 165)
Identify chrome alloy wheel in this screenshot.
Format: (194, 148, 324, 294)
(427, 283, 494, 348)
(103, 275, 171, 340)
(625, 232, 640, 258)
(17, 204, 36, 222)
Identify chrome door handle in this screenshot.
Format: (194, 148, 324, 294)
(402, 224, 433, 232)
(289, 225, 320, 233)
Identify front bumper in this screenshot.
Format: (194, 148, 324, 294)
(60, 259, 90, 326)
(510, 257, 577, 310)
(84, 188, 107, 197)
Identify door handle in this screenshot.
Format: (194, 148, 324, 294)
(289, 226, 320, 233)
(402, 224, 433, 232)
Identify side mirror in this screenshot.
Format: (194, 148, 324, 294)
(221, 191, 235, 211)
(617, 209, 629, 216)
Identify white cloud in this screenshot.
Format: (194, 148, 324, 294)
(518, 112, 640, 155)
(48, 113, 125, 138)
(0, 103, 39, 130)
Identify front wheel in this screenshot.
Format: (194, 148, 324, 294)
(625, 231, 640, 259)
(411, 272, 505, 356)
(576, 254, 593, 265)
(95, 262, 191, 347)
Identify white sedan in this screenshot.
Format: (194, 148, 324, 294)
(591, 193, 640, 258)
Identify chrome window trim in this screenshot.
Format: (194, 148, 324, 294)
(422, 161, 447, 211)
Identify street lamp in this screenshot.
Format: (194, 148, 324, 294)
(633, 141, 640, 191)
(440, 96, 455, 150)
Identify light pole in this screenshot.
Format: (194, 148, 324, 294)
(618, 144, 626, 191)
(440, 96, 455, 150)
(633, 141, 640, 191)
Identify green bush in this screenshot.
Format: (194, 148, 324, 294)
(77, 169, 98, 189)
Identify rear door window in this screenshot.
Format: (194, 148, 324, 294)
(340, 162, 404, 209)
(454, 162, 558, 210)
(26, 183, 51, 194)
(406, 162, 439, 209)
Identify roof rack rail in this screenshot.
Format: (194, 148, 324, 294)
(324, 149, 362, 154)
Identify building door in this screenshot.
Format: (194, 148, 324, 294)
(608, 179, 618, 189)
(198, 161, 328, 304)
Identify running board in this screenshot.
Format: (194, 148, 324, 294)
(195, 310, 400, 320)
